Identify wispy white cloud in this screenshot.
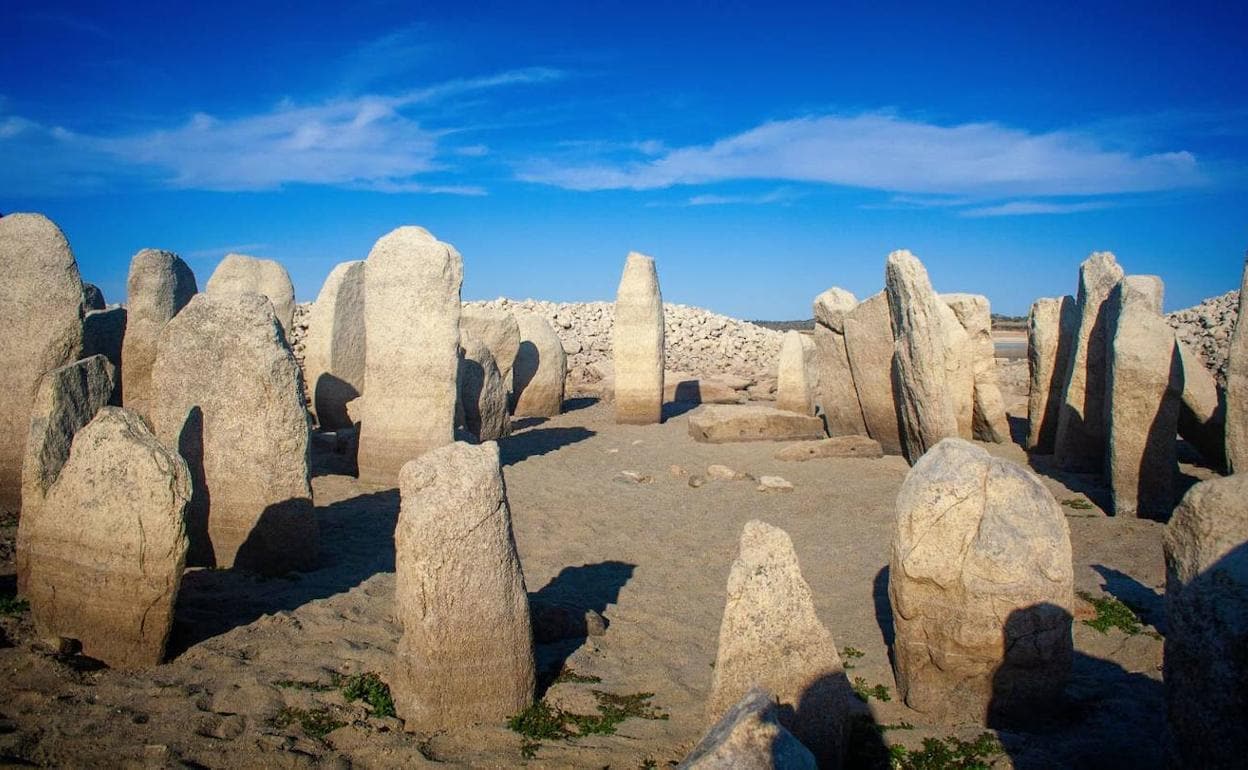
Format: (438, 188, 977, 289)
(185, 243, 270, 259)
(959, 200, 1118, 217)
(686, 188, 797, 206)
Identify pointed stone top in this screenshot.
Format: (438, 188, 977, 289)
(813, 287, 857, 332)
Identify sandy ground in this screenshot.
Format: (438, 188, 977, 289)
(0, 364, 1219, 769)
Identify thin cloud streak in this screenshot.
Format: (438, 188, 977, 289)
(960, 200, 1118, 217)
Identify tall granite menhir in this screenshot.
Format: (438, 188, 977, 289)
(304, 260, 366, 430)
(844, 291, 903, 454)
(512, 313, 567, 418)
(357, 227, 463, 485)
(0, 214, 85, 513)
(121, 249, 198, 421)
(1227, 254, 1248, 473)
(811, 287, 867, 435)
(206, 252, 297, 338)
(613, 252, 665, 424)
(1026, 296, 1076, 452)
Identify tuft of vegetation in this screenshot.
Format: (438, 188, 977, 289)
(1078, 590, 1145, 635)
(1061, 498, 1095, 511)
(0, 596, 30, 616)
(519, 739, 540, 759)
(554, 666, 603, 684)
(340, 672, 396, 718)
(881, 721, 916, 731)
(890, 732, 1003, 770)
(852, 676, 892, 702)
(273, 706, 346, 740)
(508, 690, 669, 756)
(272, 678, 336, 692)
(842, 646, 865, 669)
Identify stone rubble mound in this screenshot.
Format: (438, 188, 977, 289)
(1167, 289, 1239, 385)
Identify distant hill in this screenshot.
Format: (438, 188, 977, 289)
(750, 319, 815, 332)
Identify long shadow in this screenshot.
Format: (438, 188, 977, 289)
(872, 566, 895, 651)
(1090, 565, 1166, 633)
(1022, 451, 1114, 512)
(312, 372, 359, 431)
(168, 488, 399, 657)
(1007, 414, 1029, 448)
(498, 426, 595, 466)
(562, 397, 599, 413)
(528, 561, 635, 693)
(309, 428, 358, 478)
(662, 399, 701, 419)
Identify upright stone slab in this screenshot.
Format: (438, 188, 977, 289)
(461, 308, 520, 386)
(512, 313, 566, 418)
(150, 293, 317, 574)
(393, 441, 535, 731)
(82, 283, 105, 310)
(885, 250, 959, 464)
(121, 249, 198, 421)
(1106, 276, 1180, 518)
(458, 337, 510, 442)
(206, 253, 296, 337)
(708, 520, 847, 766)
(1227, 255, 1248, 473)
(304, 260, 366, 430)
(811, 288, 867, 436)
(25, 407, 189, 668)
(679, 687, 817, 770)
(1054, 251, 1125, 471)
(1162, 474, 1248, 769)
(16, 355, 116, 595)
(82, 307, 126, 402)
(358, 227, 462, 485)
(1026, 296, 1077, 452)
(775, 331, 816, 415)
(613, 252, 665, 424)
(1175, 339, 1226, 470)
(0, 214, 85, 513)
(936, 301, 976, 440)
(843, 291, 903, 455)
(890, 438, 1073, 723)
(943, 294, 1010, 442)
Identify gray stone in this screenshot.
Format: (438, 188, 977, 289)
(461, 307, 520, 385)
(943, 294, 1009, 443)
(458, 337, 510, 442)
(775, 331, 816, 415)
(843, 291, 902, 455)
(1175, 339, 1226, 470)
(614, 252, 664, 424)
(773, 435, 883, 461)
(120, 249, 198, 421)
(304, 260, 366, 430)
(688, 405, 826, 444)
(512, 313, 566, 418)
(1026, 296, 1077, 452)
(678, 687, 816, 770)
(206, 253, 296, 337)
(811, 289, 867, 436)
(1228, 255, 1248, 473)
(82, 307, 126, 402)
(82, 283, 105, 310)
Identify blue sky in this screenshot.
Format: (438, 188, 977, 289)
(3, 1, 1246, 318)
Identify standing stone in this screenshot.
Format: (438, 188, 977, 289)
(679, 687, 817, 770)
(843, 291, 903, 455)
(613, 252, 664, 424)
(1026, 296, 1077, 452)
(393, 441, 535, 730)
(1105, 276, 1180, 518)
(82, 283, 106, 310)
(1162, 474, 1248, 769)
(811, 288, 867, 436)
(206, 253, 297, 337)
(512, 313, 566, 418)
(121, 249, 198, 421)
(461, 308, 521, 386)
(943, 294, 1010, 442)
(16, 355, 116, 595)
(775, 331, 816, 415)
(708, 520, 848, 766)
(889, 438, 1073, 723)
(1227, 254, 1248, 473)
(458, 338, 510, 442)
(303, 260, 366, 430)
(0, 214, 85, 513)
(151, 293, 317, 574)
(1175, 339, 1226, 470)
(885, 250, 959, 464)
(358, 227, 463, 485)
(25, 407, 189, 668)
(1054, 252, 1125, 471)
(82, 307, 126, 402)
(936, 302, 977, 439)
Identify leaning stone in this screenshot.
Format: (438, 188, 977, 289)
(1054, 251, 1125, 471)
(774, 435, 883, 462)
(205, 253, 297, 337)
(512, 314, 566, 417)
(1162, 474, 1248, 768)
(151, 293, 317, 574)
(813, 288, 855, 333)
(1175, 339, 1226, 470)
(812, 288, 867, 436)
(1227, 254, 1248, 473)
(120, 249, 198, 421)
(0, 214, 85, 513)
(393, 441, 535, 731)
(843, 291, 903, 454)
(943, 294, 1009, 443)
(775, 331, 816, 415)
(890, 438, 1073, 723)
(303, 260, 366, 430)
(16, 355, 116, 595)
(708, 520, 848, 766)
(461, 307, 520, 385)
(613, 252, 665, 424)
(1026, 296, 1077, 452)
(81, 307, 126, 402)
(82, 283, 105, 310)
(679, 687, 817, 770)
(458, 338, 510, 442)
(25, 407, 189, 668)
(357, 227, 462, 485)
(885, 250, 959, 463)
(688, 405, 826, 444)
(1105, 276, 1180, 518)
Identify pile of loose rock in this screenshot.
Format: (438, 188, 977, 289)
(1167, 289, 1239, 385)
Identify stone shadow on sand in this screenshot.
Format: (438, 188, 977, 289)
(499, 426, 595, 466)
(562, 397, 599, 413)
(528, 560, 635, 693)
(1090, 565, 1166, 634)
(872, 566, 895, 651)
(167, 488, 399, 658)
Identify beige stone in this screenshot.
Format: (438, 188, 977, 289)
(756, 476, 794, 492)
(773, 435, 883, 461)
(304, 260, 366, 430)
(613, 252, 664, 424)
(25, 407, 189, 668)
(812, 288, 867, 436)
(666, 373, 745, 405)
(357, 227, 463, 485)
(1026, 296, 1077, 452)
(679, 687, 816, 770)
(205, 253, 296, 337)
(889, 438, 1073, 723)
(776, 331, 816, 415)
(0, 214, 85, 513)
(1054, 251, 1125, 471)
(688, 405, 826, 444)
(121, 249, 198, 421)
(16, 355, 116, 595)
(843, 291, 902, 454)
(708, 520, 848, 765)
(1162, 474, 1248, 767)
(81, 308, 126, 401)
(707, 464, 748, 481)
(935, 301, 976, 440)
(151, 293, 317, 574)
(943, 293, 1009, 442)
(1105, 276, 1180, 518)
(461, 307, 520, 385)
(458, 337, 510, 442)
(393, 441, 535, 730)
(1228, 255, 1248, 473)
(512, 313, 566, 417)
(1175, 339, 1226, 470)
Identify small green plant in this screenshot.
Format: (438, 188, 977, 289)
(520, 739, 540, 759)
(1078, 590, 1144, 635)
(841, 646, 865, 669)
(340, 672, 396, 718)
(272, 678, 336, 692)
(0, 596, 29, 616)
(273, 706, 345, 740)
(640, 760, 658, 769)
(889, 732, 1002, 770)
(852, 676, 892, 702)
(554, 666, 602, 684)
(508, 690, 669, 752)
(1061, 498, 1095, 510)
(509, 701, 571, 741)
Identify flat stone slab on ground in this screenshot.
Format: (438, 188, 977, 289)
(688, 405, 826, 444)
(774, 435, 883, 461)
